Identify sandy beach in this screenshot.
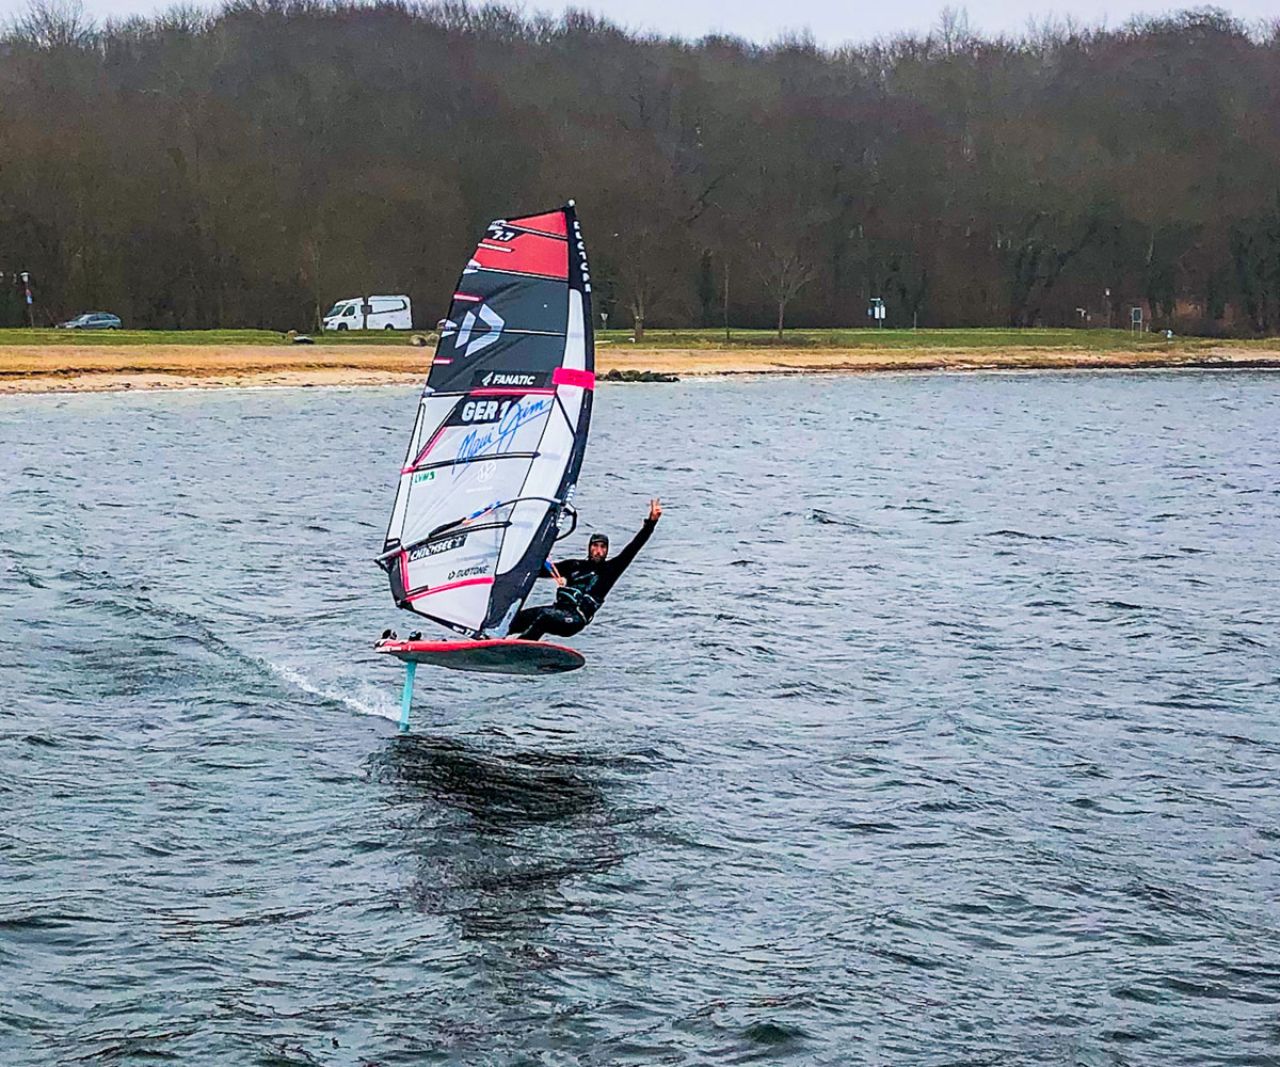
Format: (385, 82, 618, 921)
(1, 341, 1277, 394)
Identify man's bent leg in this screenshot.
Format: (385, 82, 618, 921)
(515, 606, 585, 642)
(521, 617, 550, 641)
(510, 605, 552, 641)
(510, 605, 544, 637)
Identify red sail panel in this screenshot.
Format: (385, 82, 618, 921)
(471, 231, 568, 279)
(509, 211, 569, 237)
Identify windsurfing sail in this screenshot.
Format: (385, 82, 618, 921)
(377, 202, 595, 637)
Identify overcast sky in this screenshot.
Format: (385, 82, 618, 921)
(1, 0, 1275, 44)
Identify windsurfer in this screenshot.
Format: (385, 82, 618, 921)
(511, 498, 663, 641)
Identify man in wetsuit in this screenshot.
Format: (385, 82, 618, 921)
(510, 498, 663, 642)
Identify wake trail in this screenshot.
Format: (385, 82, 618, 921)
(260, 659, 399, 723)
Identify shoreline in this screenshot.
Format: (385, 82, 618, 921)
(1, 343, 1277, 394)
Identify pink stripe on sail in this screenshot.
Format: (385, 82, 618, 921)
(553, 367, 596, 390)
(452, 293, 482, 302)
(404, 576, 494, 603)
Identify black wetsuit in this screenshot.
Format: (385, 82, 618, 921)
(511, 518, 657, 641)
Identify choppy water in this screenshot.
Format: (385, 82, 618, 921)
(2, 372, 1279, 1066)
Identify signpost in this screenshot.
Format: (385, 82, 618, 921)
(868, 297, 885, 329)
(18, 272, 34, 327)
(1130, 306, 1143, 335)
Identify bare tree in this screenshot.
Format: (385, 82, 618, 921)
(9, 0, 96, 48)
(0, 1, 1274, 335)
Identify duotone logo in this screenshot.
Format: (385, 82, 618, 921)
(456, 304, 505, 358)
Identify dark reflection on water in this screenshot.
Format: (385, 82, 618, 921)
(2, 374, 1279, 1065)
(373, 735, 612, 823)
(371, 736, 627, 930)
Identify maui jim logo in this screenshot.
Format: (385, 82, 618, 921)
(409, 534, 466, 561)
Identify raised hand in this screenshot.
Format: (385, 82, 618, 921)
(648, 497, 663, 522)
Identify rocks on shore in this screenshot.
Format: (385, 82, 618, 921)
(601, 368, 679, 383)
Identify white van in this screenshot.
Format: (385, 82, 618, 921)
(322, 295, 412, 331)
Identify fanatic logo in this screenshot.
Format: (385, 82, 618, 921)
(481, 371, 538, 387)
(456, 304, 505, 358)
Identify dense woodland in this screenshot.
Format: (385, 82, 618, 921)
(1, 1, 1279, 335)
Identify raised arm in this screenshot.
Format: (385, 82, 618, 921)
(608, 498, 663, 575)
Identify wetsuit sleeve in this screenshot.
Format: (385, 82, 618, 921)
(553, 559, 585, 578)
(604, 518, 657, 580)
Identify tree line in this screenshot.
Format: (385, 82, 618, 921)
(1, 0, 1278, 336)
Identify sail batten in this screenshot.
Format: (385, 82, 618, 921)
(379, 203, 594, 637)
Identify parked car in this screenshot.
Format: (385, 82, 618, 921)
(322, 295, 412, 331)
(57, 312, 122, 330)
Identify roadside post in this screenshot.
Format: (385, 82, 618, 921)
(20, 272, 33, 327)
(868, 297, 885, 329)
